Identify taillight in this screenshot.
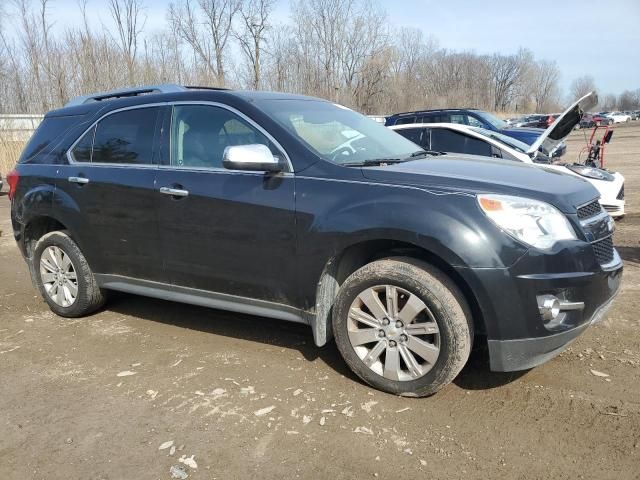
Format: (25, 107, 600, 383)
(6, 169, 19, 200)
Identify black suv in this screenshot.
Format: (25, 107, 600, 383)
(9, 85, 622, 396)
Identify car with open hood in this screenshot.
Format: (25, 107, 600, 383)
(390, 92, 625, 218)
(8, 85, 622, 397)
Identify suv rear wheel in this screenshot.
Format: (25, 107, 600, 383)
(33, 231, 105, 317)
(332, 258, 473, 397)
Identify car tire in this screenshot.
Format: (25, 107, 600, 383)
(332, 257, 473, 397)
(32, 230, 106, 317)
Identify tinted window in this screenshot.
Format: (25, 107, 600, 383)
(19, 115, 81, 163)
(466, 115, 484, 128)
(430, 129, 492, 156)
(394, 116, 416, 125)
(92, 107, 159, 164)
(419, 114, 448, 123)
(171, 105, 276, 169)
(450, 114, 465, 124)
(70, 125, 95, 162)
(396, 128, 425, 147)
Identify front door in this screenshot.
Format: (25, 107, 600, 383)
(155, 104, 297, 305)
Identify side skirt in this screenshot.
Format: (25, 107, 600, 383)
(95, 274, 311, 326)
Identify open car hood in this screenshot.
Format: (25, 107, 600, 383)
(526, 92, 598, 156)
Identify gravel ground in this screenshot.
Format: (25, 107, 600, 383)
(0, 123, 639, 480)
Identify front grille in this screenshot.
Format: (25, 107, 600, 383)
(617, 185, 624, 200)
(592, 236, 614, 265)
(577, 200, 603, 220)
(603, 205, 621, 213)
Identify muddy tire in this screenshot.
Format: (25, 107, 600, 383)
(32, 230, 105, 317)
(332, 258, 473, 397)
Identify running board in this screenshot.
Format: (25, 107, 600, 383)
(95, 274, 310, 325)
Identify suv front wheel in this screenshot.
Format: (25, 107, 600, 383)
(332, 258, 473, 397)
(32, 231, 105, 317)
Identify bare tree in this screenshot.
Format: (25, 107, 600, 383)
(489, 49, 532, 111)
(168, 0, 239, 85)
(569, 75, 596, 101)
(530, 60, 560, 112)
(108, 0, 146, 84)
(234, 0, 273, 89)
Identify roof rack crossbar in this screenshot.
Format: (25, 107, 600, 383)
(64, 83, 187, 107)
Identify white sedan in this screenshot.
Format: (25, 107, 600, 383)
(389, 93, 625, 218)
(605, 112, 631, 123)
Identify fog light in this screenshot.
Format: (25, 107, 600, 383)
(537, 295, 560, 322)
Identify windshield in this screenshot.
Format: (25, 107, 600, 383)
(253, 99, 419, 164)
(475, 111, 507, 130)
(470, 127, 530, 154)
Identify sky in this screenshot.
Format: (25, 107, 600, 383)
(5, 0, 640, 96)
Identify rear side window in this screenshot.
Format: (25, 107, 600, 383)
(430, 129, 492, 156)
(394, 116, 416, 125)
(70, 125, 95, 163)
(395, 128, 425, 147)
(91, 107, 160, 164)
(419, 114, 448, 123)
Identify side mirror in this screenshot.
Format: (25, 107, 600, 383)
(223, 144, 282, 172)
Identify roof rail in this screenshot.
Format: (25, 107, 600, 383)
(64, 84, 187, 107)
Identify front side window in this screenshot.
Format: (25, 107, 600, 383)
(254, 99, 419, 165)
(170, 105, 276, 169)
(394, 116, 416, 125)
(92, 107, 159, 164)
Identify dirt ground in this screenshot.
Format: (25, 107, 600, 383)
(0, 124, 639, 480)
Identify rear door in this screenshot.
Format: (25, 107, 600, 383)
(155, 103, 297, 304)
(57, 106, 164, 281)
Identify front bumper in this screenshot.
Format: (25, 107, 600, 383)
(456, 243, 623, 372)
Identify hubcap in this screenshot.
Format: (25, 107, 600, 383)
(40, 246, 78, 307)
(347, 285, 440, 381)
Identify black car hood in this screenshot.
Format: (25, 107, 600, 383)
(361, 155, 598, 213)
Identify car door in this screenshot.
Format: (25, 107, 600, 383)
(57, 106, 164, 281)
(155, 103, 297, 305)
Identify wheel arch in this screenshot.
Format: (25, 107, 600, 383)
(311, 238, 486, 348)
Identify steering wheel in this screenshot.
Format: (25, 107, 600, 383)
(330, 146, 355, 162)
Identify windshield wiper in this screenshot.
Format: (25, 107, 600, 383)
(341, 158, 407, 167)
(409, 149, 445, 158)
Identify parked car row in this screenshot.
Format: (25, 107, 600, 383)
(9, 86, 622, 398)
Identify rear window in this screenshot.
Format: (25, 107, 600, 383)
(19, 115, 80, 163)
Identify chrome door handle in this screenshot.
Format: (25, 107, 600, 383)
(160, 186, 189, 197)
(68, 176, 89, 185)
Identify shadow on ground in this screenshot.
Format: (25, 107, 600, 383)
(617, 246, 640, 264)
(105, 291, 524, 393)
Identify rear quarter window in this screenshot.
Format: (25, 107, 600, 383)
(19, 115, 82, 163)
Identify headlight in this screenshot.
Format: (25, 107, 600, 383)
(478, 194, 576, 249)
(566, 165, 614, 181)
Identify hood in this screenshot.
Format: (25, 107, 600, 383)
(499, 127, 544, 145)
(360, 155, 599, 213)
(526, 92, 598, 156)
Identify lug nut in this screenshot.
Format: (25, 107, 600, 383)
(395, 321, 403, 328)
(378, 330, 385, 338)
(389, 340, 397, 347)
(400, 334, 408, 342)
(382, 318, 390, 326)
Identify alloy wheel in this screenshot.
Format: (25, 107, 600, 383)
(40, 245, 78, 307)
(347, 285, 440, 381)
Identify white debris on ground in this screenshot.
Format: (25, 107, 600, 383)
(361, 400, 378, 413)
(158, 440, 174, 450)
(170, 464, 188, 479)
(590, 369, 610, 377)
(116, 370, 136, 377)
(354, 426, 374, 435)
(254, 405, 276, 416)
(179, 454, 198, 469)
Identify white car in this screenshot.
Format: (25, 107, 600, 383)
(605, 111, 631, 123)
(390, 93, 625, 218)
